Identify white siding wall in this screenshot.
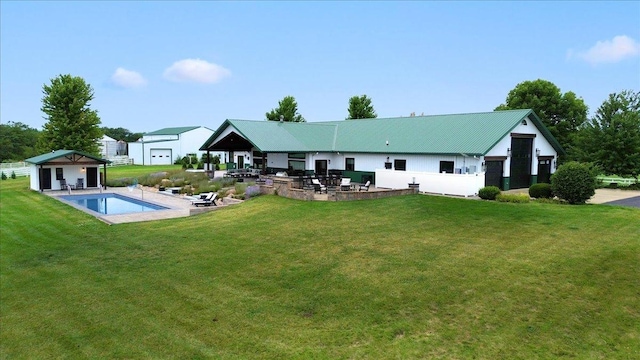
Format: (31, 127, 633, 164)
(29, 164, 103, 191)
(179, 127, 215, 159)
(128, 142, 142, 165)
(321, 153, 483, 174)
(266, 153, 289, 169)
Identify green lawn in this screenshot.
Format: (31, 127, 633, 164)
(1, 175, 639, 359)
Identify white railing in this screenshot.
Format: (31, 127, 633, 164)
(375, 169, 485, 197)
(107, 156, 133, 166)
(0, 162, 30, 177)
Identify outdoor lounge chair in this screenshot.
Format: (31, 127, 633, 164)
(59, 179, 68, 190)
(340, 177, 352, 191)
(75, 178, 84, 190)
(311, 178, 327, 194)
(192, 192, 218, 207)
(358, 180, 371, 191)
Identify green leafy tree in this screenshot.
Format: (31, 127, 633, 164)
(495, 79, 588, 158)
(101, 127, 143, 142)
(347, 95, 377, 119)
(0, 122, 41, 162)
(266, 96, 305, 122)
(38, 74, 102, 155)
(575, 90, 640, 180)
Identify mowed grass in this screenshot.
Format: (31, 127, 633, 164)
(1, 176, 639, 359)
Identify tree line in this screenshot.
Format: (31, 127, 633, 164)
(1, 75, 638, 180)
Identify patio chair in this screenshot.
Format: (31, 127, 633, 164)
(59, 179, 68, 190)
(340, 177, 351, 191)
(75, 178, 84, 190)
(192, 192, 218, 207)
(311, 178, 327, 194)
(358, 180, 371, 191)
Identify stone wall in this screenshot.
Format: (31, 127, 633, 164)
(333, 188, 418, 201)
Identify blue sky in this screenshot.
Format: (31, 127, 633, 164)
(1, 1, 639, 133)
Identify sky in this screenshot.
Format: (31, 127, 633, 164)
(1, 1, 639, 134)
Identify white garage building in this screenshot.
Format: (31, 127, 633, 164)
(128, 126, 217, 166)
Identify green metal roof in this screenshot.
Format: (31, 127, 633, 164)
(25, 150, 110, 165)
(145, 126, 200, 136)
(201, 110, 565, 156)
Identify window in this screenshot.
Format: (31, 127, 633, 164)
(55, 168, 64, 180)
(384, 162, 392, 169)
(394, 159, 406, 171)
(439, 161, 454, 174)
(288, 160, 305, 171)
(345, 158, 355, 171)
(288, 153, 305, 159)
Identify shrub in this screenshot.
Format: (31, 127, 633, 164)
(496, 193, 530, 203)
(551, 162, 596, 205)
(478, 186, 501, 200)
(529, 183, 553, 199)
(1, 172, 6, 180)
(10, 171, 16, 179)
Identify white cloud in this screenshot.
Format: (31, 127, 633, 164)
(111, 67, 147, 88)
(163, 58, 231, 83)
(568, 35, 640, 65)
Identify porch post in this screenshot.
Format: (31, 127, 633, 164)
(103, 163, 107, 189)
(38, 164, 43, 192)
(262, 152, 267, 175)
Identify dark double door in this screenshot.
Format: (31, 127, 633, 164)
(510, 138, 533, 189)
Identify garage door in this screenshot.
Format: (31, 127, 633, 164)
(150, 149, 172, 165)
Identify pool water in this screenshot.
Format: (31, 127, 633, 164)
(61, 193, 168, 215)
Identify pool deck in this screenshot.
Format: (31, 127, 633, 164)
(47, 187, 228, 224)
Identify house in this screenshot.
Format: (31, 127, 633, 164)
(199, 109, 564, 196)
(128, 126, 220, 166)
(25, 150, 110, 192)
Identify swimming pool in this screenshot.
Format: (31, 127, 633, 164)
(60, 193, 168, 215)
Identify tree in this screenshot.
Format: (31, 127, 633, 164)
(346, 95, 377, 120)
(265, 96, 305, 122)
(495, 79, 588, 158)
(575, 90, 640, 180)
(0, 122, 41, 162)
(38, 74, 102, 155)
(101, 127, 143, 142)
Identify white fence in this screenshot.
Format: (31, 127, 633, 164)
(597, 176, 637, 185)
(375, 169, 485, 197)
(0, 162, 30, 177)
(107, 156, 133, 166)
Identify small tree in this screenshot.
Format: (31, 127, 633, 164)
(347, 95, 377, 119)
(1, 172, 6, 180)
(266, 96, 305, 122)
(10, 171, 16, 179)
(551, 162, 596, 204)
(38, 74, 102, 155)
(575, 90, 640, 181)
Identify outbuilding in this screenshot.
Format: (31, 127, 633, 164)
(25, 150, 110, 192)
(127, 126, 219, 166)
(200, 109, 564, 196)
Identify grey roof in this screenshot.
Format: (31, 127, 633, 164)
(201, 110, 565, 155)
